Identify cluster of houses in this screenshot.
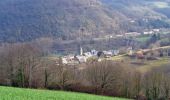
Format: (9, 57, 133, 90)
(60, 27, 164, 65)
(61, 45, 170, 65)
(61, 48, 120, 65)
(114, 29, 160, 38)
(143, 29, 160, 35)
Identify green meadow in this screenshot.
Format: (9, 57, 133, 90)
(0, 86, 129, 100)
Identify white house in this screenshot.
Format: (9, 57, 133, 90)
(125, 32, 141, 37)
(127, 47, 133, 55)
(84, 52, 93, 58)
(76, 55, 87, 63)
(143, 31, 154, 35)
(130, 20, 135, 23)
(91, 49, 98, 56)
(103, 50, 113, 57)
(116, 35, 123, 37)
(62, 57, 68, 64)
(153, 29, 160, 32)
(62, 55, 79, 65)
(113, 50, 120, 56)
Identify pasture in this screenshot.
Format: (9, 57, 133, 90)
(0, 86, 129, 100)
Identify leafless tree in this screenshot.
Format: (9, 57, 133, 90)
(86, 61, 124, 94)
(143, 71, 163, 100)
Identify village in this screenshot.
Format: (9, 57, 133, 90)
(61, 45, 170, 65)
(60, 27, 170, 65)
(61, 47, 120, 65)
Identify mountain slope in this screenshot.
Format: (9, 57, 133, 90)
(101, 0, 166, 18)
(0, 0, 126, 42)
(101, 0, 170, 31)
(0, 0, 170, 42)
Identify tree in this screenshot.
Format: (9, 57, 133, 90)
(58, 58, 73, 89)
(143, 71, 163, 100)
(0, 42, 43, 87)
(132, 71, 142, 99)
(86, 61, 124, 94)
(149, 34, 160, 44)
(162, 75, 170, 100)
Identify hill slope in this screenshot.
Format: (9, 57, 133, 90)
(0, 0, 170, 42)
(0, 0, 126, 42)
(0, 86, 129, 100)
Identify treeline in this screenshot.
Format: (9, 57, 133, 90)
(0, 41, 170, 100)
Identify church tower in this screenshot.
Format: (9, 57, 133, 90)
(80, 47, 83, 56)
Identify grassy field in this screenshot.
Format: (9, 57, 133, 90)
(152, 2, 169, 8)
(0, 86, 129, 100)
(120, 57, 170, 73)
(136, 36, 150, 43)
(110, 54, 128, 61)
(145, 1, 170, 8)
(136, 57, 170, 73)
(111, 54, 170, 74)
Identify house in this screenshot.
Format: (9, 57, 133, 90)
(116, 35, 123, 37)
(62, 57, 68, 64)
(113, 50, 120, 56)
(76, 55, 87, 63)
(62, 55, 79, 65)
(153, 29, 160, 32)
(91, 49, 98, 56)
(130, 20, 135, 23)
(143, 31, 154, 35)
(105, 35, 114, 38)
(103, 50, 113, 58)
(142, 18, 149, 22)
(125, 32, 141, 37)
(84, 52, 93, 58)
(127, 47, 134, 56)
(67, 54, 75, 60)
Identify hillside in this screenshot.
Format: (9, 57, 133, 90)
(102, 0, 170, 29)
(0, 0, 170, 42)
(0, 86, 129, 100)
(0, 0, 126, 42)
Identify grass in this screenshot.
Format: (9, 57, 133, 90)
(136, 36, 150, 43)
(0, 86, 129, 100)
(110, 54, 127, 61)
(146, 1, 170, 8)
(136, 57, 170, 73)
(110, 54, 170, 74)
(152, 2, 169, 8)
(167, 19, 170, 22)
(43, 54, 60, 61)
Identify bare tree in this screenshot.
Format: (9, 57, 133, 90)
(162, 74, 170, 100)
(56, 58, 74, 90)
(86, 61, 124, 94)
(143, 71, 163, 100)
